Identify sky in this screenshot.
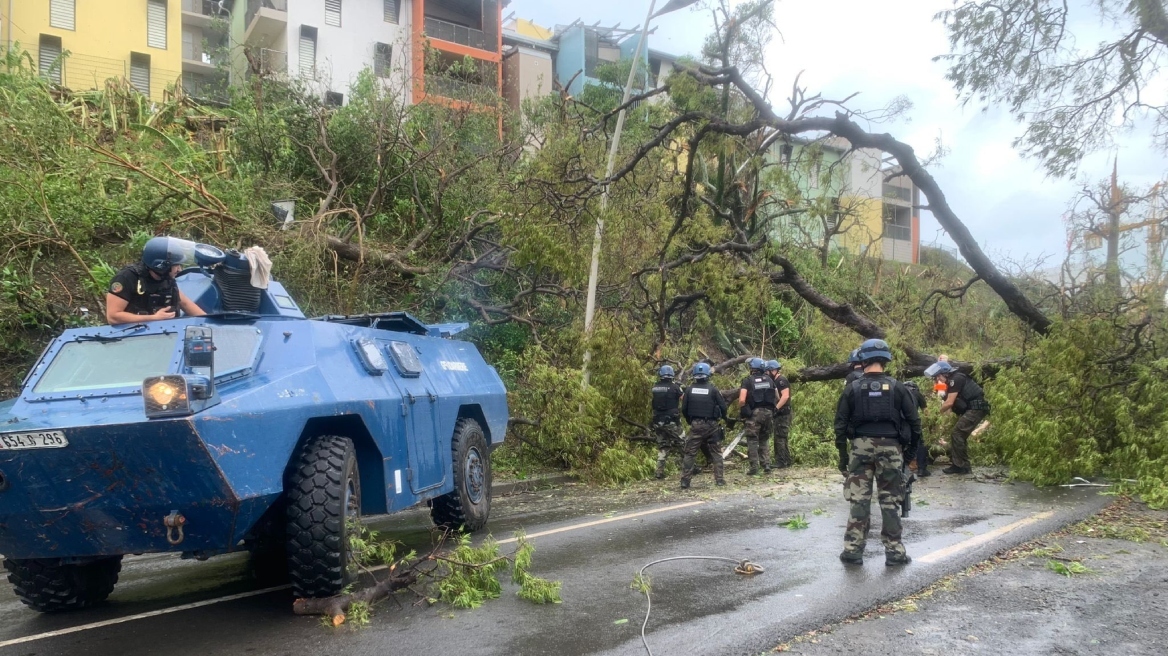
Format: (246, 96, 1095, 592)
(506, 0, 1168, 267)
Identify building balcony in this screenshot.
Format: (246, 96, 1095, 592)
(424, 16, 496, 53)
(423, 73, 498, 106)
(181, 0, 229, 28)
(182, 71, 230, 104)
(258, 48, 287, 76)
(244, 0, 287, 47)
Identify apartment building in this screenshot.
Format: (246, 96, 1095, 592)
(3, 1, 508, 108)
(771, 138, 921, 264)
(3, 0, 183, 102)
(501, 18, 678, 112)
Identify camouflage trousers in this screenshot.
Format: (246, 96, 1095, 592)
(842, 437, 907, 558)
(772, 411, 792, 468)
(948, 408, 987, 469)
(744, 407, 774, 471)
(680, 419, 725, 485)
(652, 417, 685, 477)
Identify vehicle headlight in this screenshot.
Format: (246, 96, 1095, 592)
(142, 375, 191, 418)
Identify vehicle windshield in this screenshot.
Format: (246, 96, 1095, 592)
(32, 334, 178, 395)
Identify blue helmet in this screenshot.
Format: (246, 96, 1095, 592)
(857, 338, 892, 364)
(692, 362, 712, 379)
(766, 359, 780, 372)
(748, 357, 766, 371)
(141, 236, 191, 275)
(658, 365, 675, 379)
(924, 360, 955, 378)
(848, 348, 861, 365)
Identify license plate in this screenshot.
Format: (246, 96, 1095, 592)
(0, 430, 69, 451)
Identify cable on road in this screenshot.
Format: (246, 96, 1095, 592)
(635, 556, 764, 656)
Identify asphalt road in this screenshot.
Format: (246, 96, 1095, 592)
(0, 470, 1110, 656)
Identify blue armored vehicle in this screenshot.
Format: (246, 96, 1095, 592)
(0, 239, 508, 612)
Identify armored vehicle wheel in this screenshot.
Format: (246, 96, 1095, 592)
(286, 435, 361, 599)
(4, 556, 122, 612)
(430, 418, 491, 532)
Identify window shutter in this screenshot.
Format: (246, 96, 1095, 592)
(49, 0, 75, 30)
(383, 0, 398, 24)
(38, 36, 63, 84)
(147, 0, 168, 49)
(299, 27, 317, 78)
(325, 0, 341, 27)
(130, 53, 151, 96)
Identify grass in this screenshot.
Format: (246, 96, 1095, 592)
(1046, 560, 1091, 577)
(780, 514, 810, 530)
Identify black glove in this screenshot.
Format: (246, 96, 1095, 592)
(739, 406, 752, 420)
(725, 417, 738, 429)
(836, 441, 849, 473)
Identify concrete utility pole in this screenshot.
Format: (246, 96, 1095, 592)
(580, 0, 658, 389)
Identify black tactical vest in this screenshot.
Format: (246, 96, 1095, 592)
(747, 374, 776, 410)
(651, 380, 681, 416)
(951, 373, 985, 414)
(684, 383, 719, 419)
(849, 374, 901, 439)
(124, 264, 179, 316)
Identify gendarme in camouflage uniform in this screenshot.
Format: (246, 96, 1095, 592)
(650, 366, 685, 480)
(834, 339, 921, 567)
(740, 358, 777, 475)
(680, 363, 727, 489)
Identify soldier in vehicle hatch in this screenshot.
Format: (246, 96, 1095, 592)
(679, 362, 727, 489)
(106, 237, 206, 324)
(739, 357, 778, 475)
(834, 339, 921, 567)
(650, 365, 685, 480)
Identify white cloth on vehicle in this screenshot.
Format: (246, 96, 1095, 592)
(244, 246, 272, 289)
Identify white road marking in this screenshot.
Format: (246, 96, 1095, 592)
(917, 510, 1055, 564)
(496, 500, 707, 545)
(0, 585, 291, 650)
(0, 500, 706, 647)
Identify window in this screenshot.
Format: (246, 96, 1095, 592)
(209, 326, 262, 379)
(33, 334, 178, 395)
(374, 43, 392, 78)
(325, 91, 344, 107)
(325, 0, 341, 27)
(779, 143, 793, 168)
(49, 0, 75, 30)
(387, 341, 423, 378)
(147, 0, 167, 49)
(299, 26, 317, 78)
(182, 27, 198, 61)
(38, 35, 63, 85)
(130, 52, 151, 96)
(882, 204, 912, 242)
(383, 0, 398, 24)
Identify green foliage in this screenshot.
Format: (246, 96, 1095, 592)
(780, 514, 809, 530)
(1045, 559, 1090, 577)
(438, 534, 507, 609)
(511, 533, 562, 604)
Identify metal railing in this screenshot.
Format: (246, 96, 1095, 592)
(245, 0, 288, 29)
(182, 73, 230, 103)
(882, 184, 912, 202)
(182, 0, 230, 18)
(423, 73, 498, 105)
(424, 16, 495, 52)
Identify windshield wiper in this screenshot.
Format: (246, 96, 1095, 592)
(75, 335, 123, 343)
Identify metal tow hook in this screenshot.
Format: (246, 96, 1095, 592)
(163, 511, 186, 546)
(734, 560, 764, 576)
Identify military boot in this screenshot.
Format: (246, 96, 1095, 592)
(839, 550, 863, 566)
(679, 478, 691, 490)
(886, 553, 912, 567)
(654, 462, 666, 480)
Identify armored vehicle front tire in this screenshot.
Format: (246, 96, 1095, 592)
(286, 435, 361, 599)
(430, 418, 491, 532)
(4, 556, 122, 612)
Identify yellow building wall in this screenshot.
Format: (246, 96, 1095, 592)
(838, 196, 884, 258)
(4, 0, 182, 101)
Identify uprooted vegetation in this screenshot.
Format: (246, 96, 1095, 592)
(2, 0, 1168, 506)
(295, 525, 560, 627)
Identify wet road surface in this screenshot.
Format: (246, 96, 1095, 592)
(0, 470, 1110, 656)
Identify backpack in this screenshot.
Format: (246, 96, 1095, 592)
(903, 380, 927, 410)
